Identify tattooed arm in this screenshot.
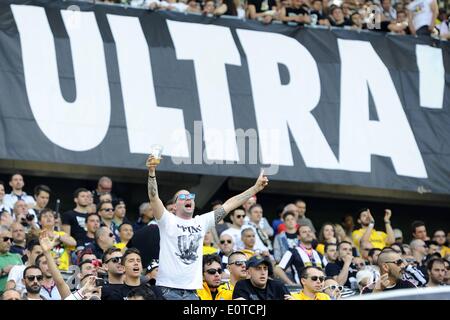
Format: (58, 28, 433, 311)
(215, 170, 269, 224)
(146, 155, 165, 220)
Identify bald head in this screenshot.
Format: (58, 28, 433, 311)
(98, 176, 112, 193)
(377, 250, 401, 267)
(410, 239, 425, 250)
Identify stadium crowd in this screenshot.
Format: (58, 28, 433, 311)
(0, 154, 448, 300)
(87, 0, 450, 39)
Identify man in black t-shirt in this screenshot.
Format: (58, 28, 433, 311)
(325, 241, 358, 289)
(373, 248, 415, 292)
(232, 255, 291, 300)
(61, 188, 91, 243)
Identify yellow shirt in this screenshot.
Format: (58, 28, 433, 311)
(114, 242, 127, 251)
(53, 231, 75, 271)
(292, 290, 331, 300)
(203, 246, 218, 255)
(216, 282, 234, 300)
(196, 281, 229, 300)
(316, 243, 325, 255)
(352, 228, 388, 251)
(440, 246, 450, 259)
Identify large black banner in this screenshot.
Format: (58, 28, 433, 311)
(0, 0, 449, 194)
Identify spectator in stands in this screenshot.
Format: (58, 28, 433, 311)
(432, 230, 449, 258)
(292, 266, 330, 300)
(12, 199, 38, 230)
(410, 239, 428, 274)
(214, 0, 238, 16)
(0, 181, 11, 213)
(31, 185, 51, 218)
(352, 208, 395, 253)
(133, 202, 155, 232)
(62, 188, 91, 243)
(316, 223, 337, 256)
(322, 277, 343, 300)
(1, 288, 21, 300)
(324, 242, 338, 266)
(294, 200, 316, 235)
(34, 253, 60, 300)
(38, 208, 76, 271)
(411, 220, 429, 242)
(196, 254, 225, 300)
(216, 251, 248, 300)
(273, 211, 299, 263)
(350, 12, 366, 29)
(145, 259, 159, 285)
(145, 154, 268, 300)
(0, 210, 13, 229)
(360, 241, 373, 262)
(380, 0, 396, 21)
(275, 225, 323, 285)
(202, 0, 216, 15)
(368, 248, 382, 265)
(115, 222, 133, 251)
(98, 192, 113, 204)
(97, 200, 119, 242)
(393, 228, 404, 244)
(203, 230, 218, 255)
(310, 0, 331, 26)
(3, 174, 35, 210)
(240, 227, 266, 257)
(21, 266, 45, 300)
(165, 199, 176, 214)
(186, 0, 201, 13)
(76, 213, 101, 250)
(246, 0, 277, 24)
(244, 204, 272, 253)
(426, 258, 446, 287)
(328, 6, 351, 27)
(6, 239, 42, 294)
(233, 255, 291, 300)
(217, 233, 234, 271)
(242, 195, 257, 215)
(112, 199, 130, 230)
(341, 214, 355, 240)
(325, 241, 358, 290)
(92, 176, 116, 204)
(85, 226, 115, 260)
(279, 0, 311, 25)
(407, 0, 438, 36)
(374, 248, 415, 291)
(101, 247, 125, 300)
(0, 227, 23, 293)
(221, 208, 245, 250)
(9, 222, 26, 257)
(341, 2, 352, 20)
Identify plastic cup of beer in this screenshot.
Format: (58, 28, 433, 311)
(149, 144, 163, 165)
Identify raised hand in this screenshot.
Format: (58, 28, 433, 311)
(254, 169, 269, 192)
(146, 155, 160, 175)
(39, 230, 57, 252)
(384, 209, 392, 223)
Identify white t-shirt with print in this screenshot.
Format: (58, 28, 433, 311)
(156, 209, 215, 290)
(407, 0, 434, 30)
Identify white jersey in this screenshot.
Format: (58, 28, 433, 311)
(407, 0, 434, 30)
(156, 209, 215, 290)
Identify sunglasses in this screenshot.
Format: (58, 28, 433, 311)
(108, 233, 114, 238)
(205, 268, 223, 275)
(105, 257, 122, 264)
(229, 260, 247, 267)
(306, 276, 325, 282)
(235, 215, 245, 219)
(2, 237, 13, 242)
(324, 285, 343, 291)
(386, 259, 404, 266)
(177, 193, 196, 201)
(26, 275, 43, 282)
(220, 240, 232, 244)
(102, 208, 114, 212)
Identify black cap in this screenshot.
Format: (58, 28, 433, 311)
(246, 255, 273, 274)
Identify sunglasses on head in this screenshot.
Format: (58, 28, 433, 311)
(324, 284, 343, 291)
(220, 240, 232, 244)
(2, 237, 13, 242)
(307, 276, 325, 282)
(205, 268, 223, 275)
(177, 193, 196, 201)
(386, 259, 404, 266)
(26, 275, 43, 282)
(229, 260, 247, 267)
(105, 256, 122, 264)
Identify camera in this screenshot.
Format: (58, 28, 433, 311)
(26, 213, 35, 221)
(95, 277, 108, 287)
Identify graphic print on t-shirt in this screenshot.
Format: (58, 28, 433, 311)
(175, 224, 202, 264)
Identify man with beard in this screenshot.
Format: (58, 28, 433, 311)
(196, 254, 226, 300)
(101, 247, 124, 300)
(35, 253, 61, 300)
(426, 258, 446, 287)
(146, 155, 268, 300)
(373, 248, 415, 292)
(21, 266, 45, 300)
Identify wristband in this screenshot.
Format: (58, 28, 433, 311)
(74, 289, 85, 300)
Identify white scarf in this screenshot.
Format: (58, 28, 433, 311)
(297, 246, 323, 268)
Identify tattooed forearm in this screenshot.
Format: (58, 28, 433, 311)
(236, 188, 255, 202)
(214, 206, 227, 224)
(147, 176, 159, 200)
